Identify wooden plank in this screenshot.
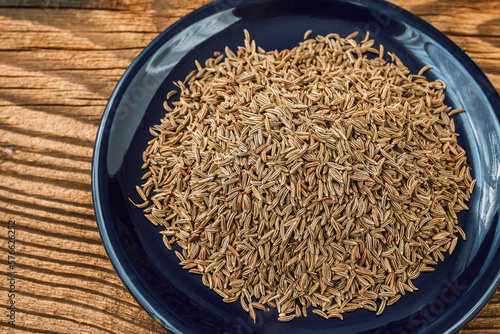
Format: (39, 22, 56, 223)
(0, 0, 498, 333)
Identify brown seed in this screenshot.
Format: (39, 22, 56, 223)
(278, 314, 296, 322)
(166, 90, 177, 99)
(312, 309, 328, 319)
(448, 108, 466, 116)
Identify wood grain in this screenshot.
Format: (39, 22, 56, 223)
(0, 0, 498, 333)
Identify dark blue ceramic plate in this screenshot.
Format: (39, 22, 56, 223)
(92, 0, 500, 333)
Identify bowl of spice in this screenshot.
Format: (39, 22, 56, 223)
(92, 0, 500, 333)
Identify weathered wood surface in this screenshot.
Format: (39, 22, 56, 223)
(0, 0, 498, 333)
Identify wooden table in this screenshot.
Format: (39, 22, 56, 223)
(0, 0, 498, 333)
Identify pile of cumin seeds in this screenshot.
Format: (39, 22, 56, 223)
(134, 30, 475, 322)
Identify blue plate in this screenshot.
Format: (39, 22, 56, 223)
(92, 0, 500, 333)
